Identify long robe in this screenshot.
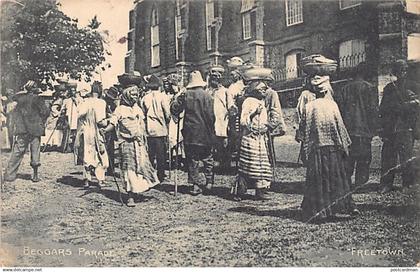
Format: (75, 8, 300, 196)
(238, 97, 272, 189)
(110, 104, 160, 193)
(299, 97, 354, 220)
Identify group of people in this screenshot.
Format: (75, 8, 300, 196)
(1, 55, 418, 222)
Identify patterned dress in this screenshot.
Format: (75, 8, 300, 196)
(110, 104, 160, 193)
(237, 97, 273, 189)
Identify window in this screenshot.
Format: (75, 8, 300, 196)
(285, 50, 304, 79)
(339, 39, 366, 69)
(339, 0, 361, 10)
(285, 0, 303, 26)
(175, 0, 187, 60)
(242, 12, 251, 40)
(407, 0, 420, 14)
(205, 0, 216, 50)
(408, 34, 420, 60)
(241, 0, 255, 40)
(151, 6, 160, 67)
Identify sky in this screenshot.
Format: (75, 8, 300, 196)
(59, 0, 133, 89)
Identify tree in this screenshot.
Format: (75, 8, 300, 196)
(0, 0, 106, 93)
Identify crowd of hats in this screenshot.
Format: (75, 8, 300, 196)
(19, 54, 340, 100)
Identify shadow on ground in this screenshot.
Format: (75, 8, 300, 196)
(270, 181, 305, 194)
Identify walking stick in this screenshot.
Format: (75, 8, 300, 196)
(109, 160, 124, 206)
(267, 131, 277, 182)
(102, 129, 124, 206)
(297, 142, 302, 164)
(42, 114, 63, 153)
(167, 136, 171, 180)
(174, 119, 180, 196)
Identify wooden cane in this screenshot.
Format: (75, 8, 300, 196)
(174, 119, 180, 196)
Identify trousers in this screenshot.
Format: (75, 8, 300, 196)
(380, 131, 415, 187)
(345, 136, 372, 186)
(184, 144, 214, 185)
(4, 134, 41, 180)
(147, 136, 167, 182)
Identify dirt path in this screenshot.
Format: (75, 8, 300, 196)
(1, 150, 419, 267)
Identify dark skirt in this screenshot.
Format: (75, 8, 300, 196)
(301, 146, 355, 221)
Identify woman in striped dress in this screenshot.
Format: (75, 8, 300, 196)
(103, 86, 160, 207)
(232, 80, 273, 201)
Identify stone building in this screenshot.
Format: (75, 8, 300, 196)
(125, 0, 419, 105)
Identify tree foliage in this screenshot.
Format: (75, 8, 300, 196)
(1, 0, 106, 92)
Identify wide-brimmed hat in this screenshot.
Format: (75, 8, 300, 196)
(186, 71, 207, 89)
(227, 57, 244, 69)
(146, 74, 163, 89)
(104, 86, 120, 100)
(242, 67, 274, 82)
(118, 71, 142, 86)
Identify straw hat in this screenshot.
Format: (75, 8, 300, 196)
(186, 71, 207, 89)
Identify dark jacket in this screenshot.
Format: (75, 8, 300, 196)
(379, 79, 419, 137)
(170, 87, 215, 146)
(336, 79, 379, 138)
(13, 93, 50, 137)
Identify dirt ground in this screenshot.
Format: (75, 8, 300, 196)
(1, 139, 419, 267)
(1, 109, 419, 267)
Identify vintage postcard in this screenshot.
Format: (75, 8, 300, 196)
(0, 0, 419, 270)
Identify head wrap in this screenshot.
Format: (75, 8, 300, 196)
(310, 75, 333, 94)
(121, 85, 139, 107)
(246, 80, 267, 99)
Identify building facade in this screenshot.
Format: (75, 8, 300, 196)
(126, 0, 419, 105)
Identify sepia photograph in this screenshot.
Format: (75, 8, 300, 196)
(0, 0, 419, 270)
